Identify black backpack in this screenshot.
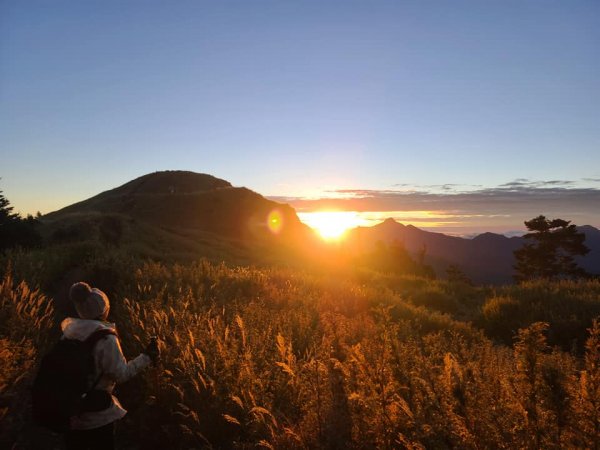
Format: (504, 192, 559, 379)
(32, 328, 117, 432)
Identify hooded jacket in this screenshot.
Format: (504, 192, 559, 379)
(61, 317, 151, 430)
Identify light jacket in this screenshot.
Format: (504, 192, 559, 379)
(60, 317, 151, 430)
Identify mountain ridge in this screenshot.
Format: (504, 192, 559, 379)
(346, 217, 600, 283)
(43, 171, 599, 283)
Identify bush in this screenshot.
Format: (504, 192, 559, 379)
(410, 286, 459, 314)
(479, 280, 600, 350)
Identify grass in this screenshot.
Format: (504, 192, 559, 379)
(2, 255, 600, 448)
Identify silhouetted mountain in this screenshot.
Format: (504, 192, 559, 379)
(576, 225, 600, 274)
(41, 171, 319, 268)
(346, 218, 600, 284)
(46, 171, 311, 242)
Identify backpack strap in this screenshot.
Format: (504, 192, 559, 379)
(83, 328, 119, 392)
(84, 328, 118, 348)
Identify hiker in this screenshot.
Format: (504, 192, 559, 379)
(61, 281, 160, 450)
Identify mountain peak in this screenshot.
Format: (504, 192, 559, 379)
(380, 217, 402, 227)
(46, 170, 310, 243)
(114, 170, 232, 195)
(472, 232, 506, 241)
(578, 225, 600, 235)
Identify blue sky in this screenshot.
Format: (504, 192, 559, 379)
(1, 1, 599, 233)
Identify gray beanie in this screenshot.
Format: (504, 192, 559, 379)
(69, 281, 110, 320)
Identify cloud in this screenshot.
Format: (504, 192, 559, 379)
(392, 183, 484, 193)
(269, 180, 600, 229)
(499, 179, 575, 189)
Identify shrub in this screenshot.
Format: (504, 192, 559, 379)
(410, 286, 459, 314)
(479, 280, 600, 350)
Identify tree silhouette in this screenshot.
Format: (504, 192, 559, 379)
(446, 264, 473, 285)
(0, 191, 18, 223)
(362, 240, 436, 278)
(0, 189, 42, 252)
(514, 215, 589, 282)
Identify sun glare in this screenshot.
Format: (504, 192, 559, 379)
(298, 211, 366, 241)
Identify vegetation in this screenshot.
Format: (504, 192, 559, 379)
(480, 279, 600, 351)
(0, 184, 597, 447)
(0, 190, 41, 252)
(514, 215, 589, 282)
(2, 247, 600, 449)
(357, 241, 436, 280)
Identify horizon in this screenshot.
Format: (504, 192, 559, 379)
(2, 1, 599, 234)
(4, 168, 600, 238)
(294, 212, 533, 239)
(22, 168, 600, 239)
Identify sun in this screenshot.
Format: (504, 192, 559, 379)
(299, 211, 364, 241)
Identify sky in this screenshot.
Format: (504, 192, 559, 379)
(1, 0, 599, 235)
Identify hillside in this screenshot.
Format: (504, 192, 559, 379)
(45, 171, 310, 241)
(40, 171, 320, 268)
(346, 218, 600, 284)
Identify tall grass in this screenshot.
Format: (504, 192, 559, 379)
(0, 272, 55, 448)
(2, 260, 600, 448)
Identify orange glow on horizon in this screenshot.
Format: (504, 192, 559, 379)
(298, 211, 368, 241)
(297, 210, 483, 239)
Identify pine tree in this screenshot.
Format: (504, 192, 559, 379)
(0, 190, 41, 251)
(514, 215, 589, 282)
(0, 190, 18, 223)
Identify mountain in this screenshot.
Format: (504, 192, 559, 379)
(345, 218, 600, 284)
(576, 225, 600, 274)
(42, 171, 317, 264)
(46, 171, 309, 240)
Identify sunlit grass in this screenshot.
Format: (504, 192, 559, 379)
(3, 258, 600, 449)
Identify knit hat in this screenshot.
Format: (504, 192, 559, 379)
(69, 282, 110, 320)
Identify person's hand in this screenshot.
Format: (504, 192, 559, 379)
(144, 337, 160, 364)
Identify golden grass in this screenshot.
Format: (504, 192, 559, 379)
(2, 262, 600, 448)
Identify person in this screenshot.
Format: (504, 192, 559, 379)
(61, 281, 159, 450)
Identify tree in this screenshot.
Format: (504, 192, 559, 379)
(361, 240, 436, 278)
(0, 189, 42, 252)
(514, 215, 589, 282)
(446, 264, 473, 285)
(0, 191, 18, 223)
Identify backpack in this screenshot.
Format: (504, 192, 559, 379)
(32, 327, 117, 432)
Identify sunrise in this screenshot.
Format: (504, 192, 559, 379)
(298, 211, 368, 240)
(1, 1, 599, 449)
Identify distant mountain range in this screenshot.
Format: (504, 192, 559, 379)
(345, 218, 600, 284)
(45, 171, 599, 284)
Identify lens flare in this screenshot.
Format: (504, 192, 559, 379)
(267, 209, 283, 234)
